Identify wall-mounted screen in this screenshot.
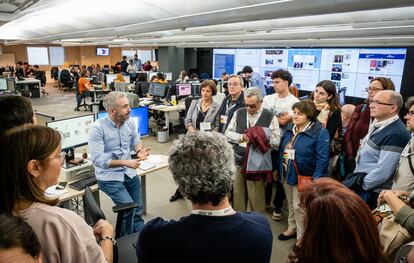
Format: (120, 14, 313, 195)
(96, 47, 110, 56)
(212, 47, 407, 98)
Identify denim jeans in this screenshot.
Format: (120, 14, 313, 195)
(98, 175, 144, 236)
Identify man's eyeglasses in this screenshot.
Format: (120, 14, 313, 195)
(245, 104, 259, 109)
(407, 111, 414, 116)
(369, 100, 395, 107)
(227, 82, 241, 87)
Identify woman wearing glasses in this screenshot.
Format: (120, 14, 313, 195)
(0, 125, 114, 263)
(343, 77, 395, 174)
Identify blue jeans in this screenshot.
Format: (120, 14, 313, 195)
(98, 175, 144, 236)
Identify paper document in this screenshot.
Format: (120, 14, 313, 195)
(147, 155, 164, 165)
(139, 160, 156, 171)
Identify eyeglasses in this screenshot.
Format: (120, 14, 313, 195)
(365, 86, 384, 92)
(245, 104, 260, 109)
(227, 82, 241, 87)
(369, 100, 395, 107)
(407, 111, 414, 116)
(46, 152, 66, 163)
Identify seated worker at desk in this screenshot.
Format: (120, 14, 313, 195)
(169, 80, 220, 202)
(137, 132, 273, 262)
(75, 69, 93, 111)
(0, 125, 114, 263)
(89, 91, 150, 236)
(111, 73, 128, 92)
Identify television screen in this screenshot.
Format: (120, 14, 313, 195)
(46, 114, 95, 150)
(97, 107, 149, 136)
(176, 83, 192, 96)
(96, 47, 110, 56)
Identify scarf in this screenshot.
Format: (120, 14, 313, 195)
(315, 101, 330, 128)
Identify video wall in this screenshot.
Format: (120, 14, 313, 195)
(212, 48, 407, 98)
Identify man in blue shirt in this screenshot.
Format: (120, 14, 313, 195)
(89, 91, 150, 236)
(241, 65, 266, 97)
(133, 54, 142, 71)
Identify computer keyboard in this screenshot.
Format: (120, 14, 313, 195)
(68, 176, 97, 191)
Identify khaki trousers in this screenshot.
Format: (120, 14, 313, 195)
(282, 178, 305, 240)
(233, 166, 266, 213)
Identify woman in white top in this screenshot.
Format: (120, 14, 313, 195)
(127, 59, 138, 74)
(176, 70, 189, 83)
(0, 125, 114, 263)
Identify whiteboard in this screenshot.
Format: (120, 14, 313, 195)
(27, 47, 49, 65)
(49, 47, 64, 65)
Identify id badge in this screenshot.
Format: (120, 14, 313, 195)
(283, 149, 295, 160)
(220, 115, 228, 124)
(200, 122, 212, 131)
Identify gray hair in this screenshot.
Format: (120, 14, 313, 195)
(228, 74, 244, 86)
(244, 87, 263, 102)
(405, 96, 414, 110)
(168, 132, 236, 206)
(382, 90, 403, 111)
(103, 91, 127, 111)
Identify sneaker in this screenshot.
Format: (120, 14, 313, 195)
(272, 210, 283, 221)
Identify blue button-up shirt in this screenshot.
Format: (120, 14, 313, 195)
(88, 116, 141, 181)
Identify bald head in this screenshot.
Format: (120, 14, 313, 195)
(380, 90, 403, 110)
(341, 104, 356, 128)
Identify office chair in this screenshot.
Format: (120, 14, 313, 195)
(83, 187, 139, 263)
(60, 69, 74, 91)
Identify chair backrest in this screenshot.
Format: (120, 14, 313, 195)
(83, 187, 106, 224)
(114, 82, 128, 92)
(60, 69, 72, 83)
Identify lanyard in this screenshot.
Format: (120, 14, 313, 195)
(225, 100, 237, 115)
(191, 206, 235, 216)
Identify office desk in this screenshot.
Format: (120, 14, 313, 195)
(149, 104, 185, 141)
(58, 154, 168, 217)
(16, 78, 42, 98)
(136, 154, 169, 214)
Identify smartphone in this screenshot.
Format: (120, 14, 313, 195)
(56, 182, 67, 190)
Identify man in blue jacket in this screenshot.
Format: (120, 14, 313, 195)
(353, 90, 410, 209)
(242, 66, 266, 97)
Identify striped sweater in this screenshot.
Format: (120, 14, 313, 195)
(354, 118, 410, 193)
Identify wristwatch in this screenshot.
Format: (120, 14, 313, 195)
(100, 235, 116, 246)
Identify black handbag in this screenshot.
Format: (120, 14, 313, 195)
(342, 172, 367, 192)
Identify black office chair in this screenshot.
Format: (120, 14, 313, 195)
(83, 187, 139, 263)
(60, 69, 74, 91)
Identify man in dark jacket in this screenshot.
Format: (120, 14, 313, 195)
(215, 74, 245, 134)
(120, 56, 129, 73)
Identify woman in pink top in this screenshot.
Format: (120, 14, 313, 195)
(0, 125, 114, 263)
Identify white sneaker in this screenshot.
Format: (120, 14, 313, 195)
(272, 210, 283, 221)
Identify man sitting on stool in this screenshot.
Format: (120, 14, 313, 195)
(137, 132, 273, 262)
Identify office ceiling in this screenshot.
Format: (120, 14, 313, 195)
(1, 0, 414, 47)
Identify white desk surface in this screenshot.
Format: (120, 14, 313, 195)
(16, 78, 41, 84)
(58, 154, 169, 202)
(148, 104, 185, 112)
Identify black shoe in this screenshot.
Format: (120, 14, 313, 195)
(74, 107, 80, 111)
(278, 232, 297, 241)
(169, 192, 183, 202)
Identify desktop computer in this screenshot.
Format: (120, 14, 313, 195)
(60, 159, 94, 182)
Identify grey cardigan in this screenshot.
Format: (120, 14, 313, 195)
(184, 99, 220, 130)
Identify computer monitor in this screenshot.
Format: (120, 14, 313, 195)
(35, 112, 54, 126)
(96, 107, 149, 136)
(106, 74, 117, 84)
(176, 83, 192, 96)
(7, 78, 15, 91)
(0, 78, 6, 90)
(92, 75, 100, 85)
(46, 114, 95, 150)
(164, 72, 172, 81)
(135, 82, 150, 97)
(192, 83, 201, 97)
(151, 83, 167, 98)
(96, 47, 110, 56)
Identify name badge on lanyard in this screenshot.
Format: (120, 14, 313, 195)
(220, 115, 228, 124)
(283, 149, 295, 160)
(200, 122, 212, 131)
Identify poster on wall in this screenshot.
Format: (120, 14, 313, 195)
(287, 49, 322, 91)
